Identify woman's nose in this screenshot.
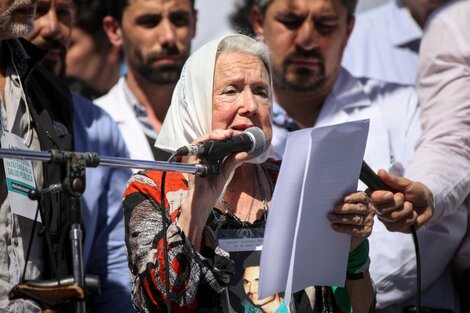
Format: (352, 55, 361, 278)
(241, 89, 258, 115)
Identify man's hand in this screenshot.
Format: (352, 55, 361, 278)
(370, 169, 434, 232)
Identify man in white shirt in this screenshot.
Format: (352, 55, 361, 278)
(250, 0, 464, 311)
(409, 1, 470, 310)
(406, 0, 470, 235)
(96, 0, 197, 161)
(342, 0, 450, 85)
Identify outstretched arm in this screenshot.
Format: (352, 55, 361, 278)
(406, 2, 470, 225)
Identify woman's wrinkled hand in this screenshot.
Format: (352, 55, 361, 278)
(182, 128, 249, 205)
(178, 129, 248, 249)
(327, 191, 375, 252)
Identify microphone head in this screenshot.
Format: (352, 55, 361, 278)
(244, 127, 269, 157)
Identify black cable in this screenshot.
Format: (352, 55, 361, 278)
(411, 225, 421, 313)
(21, 203, 40, 282)
(22, 189, 60, 284)
(359, 161, 421, 312)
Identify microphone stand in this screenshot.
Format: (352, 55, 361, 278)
(0, 148, 210, 174)
(1, 148, 210, 312)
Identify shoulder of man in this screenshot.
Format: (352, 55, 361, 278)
(72, 92, 130, 158)
(358, 76, 417, 106)
(94, 77, 125, 110)
(29, 69, 73, 142)
(16, 39, 74, 151)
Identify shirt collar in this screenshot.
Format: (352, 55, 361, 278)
(120, 76, 138, 108)
(272, 103, 301, 131)
(329, 67, 372, 111)
(4, 39, 34, 80)
(388, 0, 422, 47)
(120, 76, 159, 139)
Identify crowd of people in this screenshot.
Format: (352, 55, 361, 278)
(0, 0, 468, 312)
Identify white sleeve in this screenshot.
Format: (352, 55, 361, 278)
(405, 2, 470, 225)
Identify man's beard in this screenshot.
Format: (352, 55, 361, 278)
(0, 1, 35, 38)
(274, 50, 327, 94)
(1, 22, 33, 38)
(132, 47, 188, 85)
(135, 62, 183, 85)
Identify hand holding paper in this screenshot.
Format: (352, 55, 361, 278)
(258, 120, 370, 302)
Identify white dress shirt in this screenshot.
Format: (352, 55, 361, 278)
(272, 68, 465, 312)
(406, 0, 470, 272)
(342, 0, 422, 85)
(95, 77, 155, 162)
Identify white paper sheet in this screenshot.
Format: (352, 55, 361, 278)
(258, 120, 369, 301)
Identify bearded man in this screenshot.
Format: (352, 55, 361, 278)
(96, 0, 197, 162)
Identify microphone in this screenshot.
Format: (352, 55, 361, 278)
(359, 161, 390, 191)
(174, 126, 268, 162)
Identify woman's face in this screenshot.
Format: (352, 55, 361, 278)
(212, 51, 272, 144)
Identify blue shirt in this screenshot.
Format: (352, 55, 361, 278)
(73, 93, 133, 312)
(342, 0, 422, 85)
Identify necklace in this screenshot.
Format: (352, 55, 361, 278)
(219, 164, 269, 223)
(221, 178, 256, 222)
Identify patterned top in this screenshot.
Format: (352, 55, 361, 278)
(123, 161, 339, 312)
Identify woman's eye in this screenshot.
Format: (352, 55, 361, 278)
(222, 87, 237, 95)
(253, 87, 269, 98)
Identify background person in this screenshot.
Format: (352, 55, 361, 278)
(96, 0, 197, 162)
(342, 0, 451, 85)
(0, 0, 74, 310)
(65, 0, 121, 99)
(24, 0, 133, 311)
(250, 0, 465, 311)
(401, 0, 469, 311)
(350, 2, 470, 311)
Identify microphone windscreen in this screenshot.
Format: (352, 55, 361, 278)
(245, 127, 269, 157)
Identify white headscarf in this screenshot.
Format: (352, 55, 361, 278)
(155, 34, 272, 163)
(155, 36, 220, 152)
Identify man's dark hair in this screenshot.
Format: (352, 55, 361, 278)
(74, 0, 110, 51)
(106, 0, 196, 24)
(229, 0, 256, 37)
(254, 0, 358, 20)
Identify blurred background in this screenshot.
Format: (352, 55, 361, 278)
(357, 0, 389, 11)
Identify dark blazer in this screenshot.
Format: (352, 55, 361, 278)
(18, 38, 74, 280)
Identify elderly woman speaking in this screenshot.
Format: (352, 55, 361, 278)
(123, 34, 375, 313)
